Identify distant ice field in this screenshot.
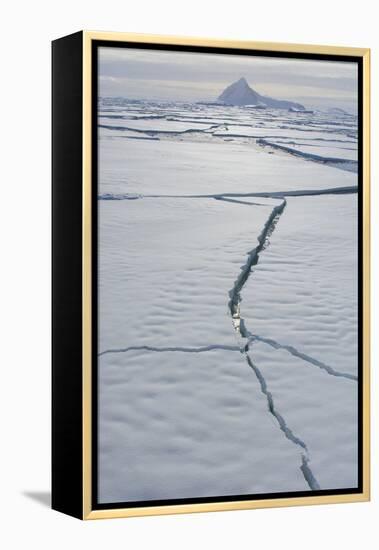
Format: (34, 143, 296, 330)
(99, 100, 358, 196)
(97, 99, 359, 503)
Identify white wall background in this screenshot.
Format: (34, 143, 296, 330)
(1, 0, 377, 548)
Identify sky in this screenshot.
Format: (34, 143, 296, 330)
(99, 46, 358, 112)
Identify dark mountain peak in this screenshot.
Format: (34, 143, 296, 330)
(217, 77, 305, 110)
(218, 78, 260, 106)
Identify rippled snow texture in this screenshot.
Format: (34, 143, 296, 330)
(98, 99, 359, 503)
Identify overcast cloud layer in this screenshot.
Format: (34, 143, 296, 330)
(99, 47, 358, 112)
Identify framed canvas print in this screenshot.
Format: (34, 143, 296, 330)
(52, 31, 370, 520)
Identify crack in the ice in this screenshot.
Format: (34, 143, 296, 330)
(214, 196, 266, 206)
(227, 198, 321, 491)
(248, 333, 358, 381)
(98, 176, 352, 491)
(213, 186, 357, 199)
(99, 344, 240, 357)
(300, 455, 321, 490)
(244, 354, 307, 450)
(99, 124, 214, 137)
(257, 138, 358, 173)
(98, 186, 358, 201)
(228, 198, 287, 339)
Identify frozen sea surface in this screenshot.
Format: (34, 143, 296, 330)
(248, 343, 358, 490)
(99, 137, 356, 197)
(99, 196, 278, 351)
(98, 99, 359, 503)
(99, 348, 308, 502)
(242, 194, 358, 377)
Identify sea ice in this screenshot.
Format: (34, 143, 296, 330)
(99, 137, 357, 197)
(99, 348, 308, 503)
(241, 194, 358, 378)
(98, 196, 276, 352)
(97, 99, 359, 502)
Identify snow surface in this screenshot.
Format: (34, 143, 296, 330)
(99, 137, 356, 197)
(99, 197, 277, 352)
(248, 342, 358, 490)
(98, 99, 359, 503)
(99, 348, 308, 502)
(242, 194, 358, 377)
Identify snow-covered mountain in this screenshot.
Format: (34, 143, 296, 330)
(218, 77, 305, 110)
